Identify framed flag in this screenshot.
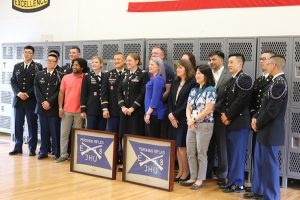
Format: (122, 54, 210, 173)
(70, 128, 118, 180)
(122, 134, 175, 191)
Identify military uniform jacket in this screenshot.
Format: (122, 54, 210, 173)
(34, 69, 62, 116)
(254, 74, 288, 146)
(11, 61, 43, 109)
(250, 75, 273, 117)
(80, 71, 105, 115)
(117, 68, 149, 114)
(222, 70, 253, 131)
(60, 63, 72, 76)
(101, 68, 128, 117)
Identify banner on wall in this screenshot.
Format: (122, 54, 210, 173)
(12, 0, 50, 13)
(128, 0, 300, 12)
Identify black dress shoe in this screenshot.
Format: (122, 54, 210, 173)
(219, 182, 227, 189)
(38, 154, 48, 160)
(9, 150, 22, 155)
(217, 178, 226, 186)
(245, 186, 252, 192)
(174, 177, 181, 182)
(223, 184, 244, 193)
(29, 152, 36, 156)
(243, 192, 263, 199)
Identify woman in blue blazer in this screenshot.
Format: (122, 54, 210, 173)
(144, 57, 166, 138)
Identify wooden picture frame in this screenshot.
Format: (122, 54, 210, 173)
(70, 128, 117, 180)
(122, 134, 175, 191)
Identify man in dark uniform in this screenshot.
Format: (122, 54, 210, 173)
(48, 50, 62, 71)
(60, 46, 81, 76)
(10, 45, 43, 156)
(101, 52, 127, 164)
(207, 50, 231, 185)
(247, 50, 275, 191)
(245, 55, 288, 200)
(34, 54, 62, 160)
(221, 53, 253, 193)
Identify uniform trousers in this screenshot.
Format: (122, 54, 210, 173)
(14, 106, 38, 153)
(226, 128, 249, 187)
(252, 139, 280, 200)
(38, 114, 60, 157)
(86, 114, 107, 131)
(108, 116, 122, 164)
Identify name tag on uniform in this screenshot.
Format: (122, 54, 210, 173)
(94, 92, 98, 96)
(91, 78, 97, 84)
(131, 77, 139, 82)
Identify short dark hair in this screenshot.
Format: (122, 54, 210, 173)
(228, 53, 245, 65)
(181, 52, 196, 68)
(261, 50, 276, 56)
(209, 50, 225, 60)
(196, 64, 215, 88)
(48, 50, 60, 58)
(114, 51, 126, 59)
(48, 54, 58, 61)
(72, 58, 88, 72)
(152, 46, 166, 54)
(70, 46, 81, 53)
(270, 54, 286, 61)
(24, 45, 35, 54)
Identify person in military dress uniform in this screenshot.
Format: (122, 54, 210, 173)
(60, 46, 81, 76)
(48, 49, 62, 71)
(247, 50, 275, 190)
(118, 53, 149, 137)
(220, 53, 253, 193)
(80, 56, 107, 131)
(10, 45, 43, 156)
(34, 54, 62, 159)
(101, 52, 127, 164)
(245, 55, 288, 200)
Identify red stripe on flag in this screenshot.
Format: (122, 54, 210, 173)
(128, 0, 300, 12)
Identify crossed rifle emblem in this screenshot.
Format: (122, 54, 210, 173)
(80, 142, 102, 160)
(139, 152, 163, 171)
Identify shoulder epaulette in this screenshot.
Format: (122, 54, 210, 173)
(236, 73, 253, 91)
(269, 77, 287, 99)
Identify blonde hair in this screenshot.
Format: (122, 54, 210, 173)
(92, 56, 103, 64)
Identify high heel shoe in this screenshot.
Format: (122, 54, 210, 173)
(178, 174, 190, 182)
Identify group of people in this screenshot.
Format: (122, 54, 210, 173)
(9, 45, 287, 200)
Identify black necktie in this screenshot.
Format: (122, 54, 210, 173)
(118, 71, 122, 76)
(97, 75, 101, 81)
(47, 72, 51, 77)
(24, 64, 28, 71)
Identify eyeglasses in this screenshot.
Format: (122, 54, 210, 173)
(260, 57, 269, 61)
(46, 60, 57, 63)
